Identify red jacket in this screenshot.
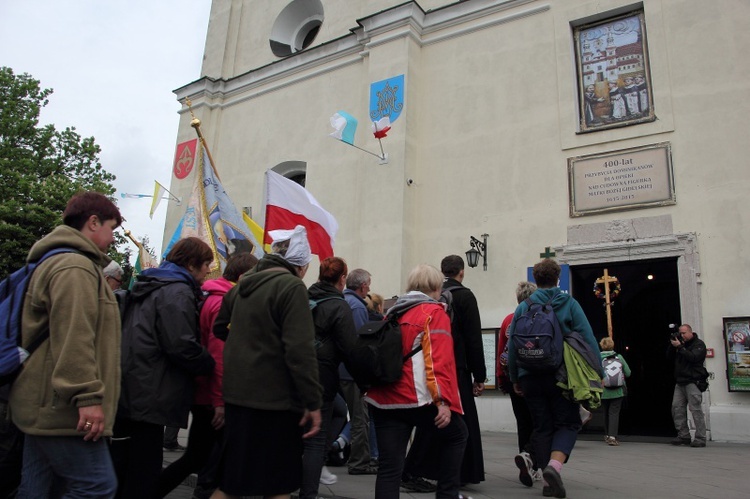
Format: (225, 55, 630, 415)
(365, 297, 463, 415)
(195, 277, 232, 407)
(496, 313, 513, 389)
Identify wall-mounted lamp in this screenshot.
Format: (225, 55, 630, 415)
(465, 233, 488, 271)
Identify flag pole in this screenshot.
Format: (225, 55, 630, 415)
(377, 138, 386, 160)
(158, 184, 182, 203)
(185, 98, 222, 181)
(123, 229, 145, 251)
(331, 138, 384, 160)
(121, 192, 181, 204)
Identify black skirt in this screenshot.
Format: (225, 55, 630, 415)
(219, 404, 304, 496)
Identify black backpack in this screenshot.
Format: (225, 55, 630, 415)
(347, 312, 422, 389)
(511, 296, 563, 372)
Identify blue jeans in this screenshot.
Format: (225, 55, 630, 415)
(519, 373, 581, 466)
(17, 435, 117, 499)
(371, 405, 467, 499)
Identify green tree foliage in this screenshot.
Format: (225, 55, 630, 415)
(0, 67, 118, 278)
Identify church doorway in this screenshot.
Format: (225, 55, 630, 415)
(570, 257, 681, 438)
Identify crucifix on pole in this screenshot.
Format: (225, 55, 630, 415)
(594, 268, 620, 339)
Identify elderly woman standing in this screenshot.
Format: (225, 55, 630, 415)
(365, 264, 468, 499)
(211, 225, 322, 499)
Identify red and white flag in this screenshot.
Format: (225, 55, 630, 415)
(264, 170, 338, 261)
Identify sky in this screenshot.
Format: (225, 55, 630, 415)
(0, 1, 213, 257)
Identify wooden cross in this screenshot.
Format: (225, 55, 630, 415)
(595, 268, 618, 339)
(540, 246, 556, 258)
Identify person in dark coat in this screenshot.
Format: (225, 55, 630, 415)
(110, 237, 216, 499)
(300, 257, 358, 498)
(667, 323, 708, 447)
(401, 255, 486, 491)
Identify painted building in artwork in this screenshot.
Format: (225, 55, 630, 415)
(166, 0, 750, 441)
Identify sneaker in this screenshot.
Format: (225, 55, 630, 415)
(163, 443, 186, 451)
(514, 451, 534, 487)
(320, 466, 338, 485)
(542, 466, 566, 498)
(531, 469, 543, 482)
(348, 465, 378, 475)
(690, 440, 706, 448)
(606, 436, 619, 446)
(400, 475, 437, 493)
(579, 406, 592, 425)
(671, 437, 691, 446)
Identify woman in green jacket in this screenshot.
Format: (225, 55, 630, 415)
(599, 336, 631, 446)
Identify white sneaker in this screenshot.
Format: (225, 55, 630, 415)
(320, 466, 338, 485)
(515, 451, 534, 487)
(580, 406, 592, 425)
(531, 469, 543, 482)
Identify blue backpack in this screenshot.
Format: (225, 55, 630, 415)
(0, 248, 77, 386)
(511, 295, 563, 372)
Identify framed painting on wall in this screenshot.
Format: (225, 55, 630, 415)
(573, 10, 655, 132)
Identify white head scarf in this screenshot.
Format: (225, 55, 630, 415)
(269, 225, 312, 267)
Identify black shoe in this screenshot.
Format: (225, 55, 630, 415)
(400, 475, 437, 493)
(163, 443, 187, 451)
(348, 465, 378, 475)
(191, 486, 216, 499)
(327, 440, 350, 466)
(542, 467, 566, 498)
(690, 440, 706, 447)
(670, 437, 691, 446)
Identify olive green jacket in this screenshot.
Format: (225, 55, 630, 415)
(10, 225, 121, 436)
(216, 254, 322, 413)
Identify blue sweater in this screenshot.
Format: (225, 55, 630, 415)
(508, 287, 602, 382)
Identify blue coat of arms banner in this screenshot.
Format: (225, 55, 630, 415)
(370, 74, 404, 124)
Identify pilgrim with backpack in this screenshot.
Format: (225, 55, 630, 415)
(599, 336, 631, 446)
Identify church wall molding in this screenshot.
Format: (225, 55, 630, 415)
(175, 0, 549, 109)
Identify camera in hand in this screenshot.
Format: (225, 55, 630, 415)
(669, 323, 682, 343)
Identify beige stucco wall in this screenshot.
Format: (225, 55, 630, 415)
(170, 0, 750, 439)
(200, 0, 459, 79)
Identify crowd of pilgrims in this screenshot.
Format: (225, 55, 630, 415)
(107, 225, 495, 499)
(6, 192, 601, 499)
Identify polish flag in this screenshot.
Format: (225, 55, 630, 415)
(264, 170, 339, 260)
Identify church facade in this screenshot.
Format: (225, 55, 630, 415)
(167, 0, 750, 441)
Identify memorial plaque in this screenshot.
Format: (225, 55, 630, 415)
(568, 142, 674, 217)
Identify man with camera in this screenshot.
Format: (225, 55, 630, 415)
(667, 324, 708, 447)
